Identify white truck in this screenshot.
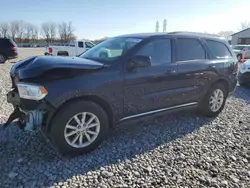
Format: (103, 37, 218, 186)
(44, 40, 95, 57)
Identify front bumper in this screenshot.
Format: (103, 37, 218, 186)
(4, 89, 51, 131)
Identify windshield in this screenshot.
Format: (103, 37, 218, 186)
(232, 45, 246, 50)
(80, 37, 142, 63)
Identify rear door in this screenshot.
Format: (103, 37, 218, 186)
(174, 37, 212, 103)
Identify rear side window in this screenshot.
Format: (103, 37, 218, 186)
(205, 40, 232, 58)
(78, 41, 84, 48)
(176, 38, 206, 61)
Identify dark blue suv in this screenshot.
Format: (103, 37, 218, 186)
(4, 32, 238, 155)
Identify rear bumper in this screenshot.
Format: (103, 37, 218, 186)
(7, 51, 18, 59)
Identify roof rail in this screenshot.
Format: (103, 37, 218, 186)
(167, 31, 220, 37)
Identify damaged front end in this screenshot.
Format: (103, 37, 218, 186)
(4, 88, 46, 131)
(4, 55, 104, 132)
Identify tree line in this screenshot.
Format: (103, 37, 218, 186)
(205, 21, 250, 41)
(0, 20, 76, 43)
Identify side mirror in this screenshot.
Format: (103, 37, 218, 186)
(127, 55, 151, 71)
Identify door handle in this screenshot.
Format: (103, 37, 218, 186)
(208, 65, 216, 69)
(165, 69, 176, 74)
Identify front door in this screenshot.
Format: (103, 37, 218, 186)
(85, 41, 95, 51)
(123, 38, 179, 117)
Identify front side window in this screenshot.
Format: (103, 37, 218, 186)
(135, 38, 172, 66)
(85, 42, 95, 48)
(206, 40, 232, 58)
(176, 38, 206, 61)
(80, 37, 142, 63)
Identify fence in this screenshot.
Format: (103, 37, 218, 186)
(16, 42, 67, 47)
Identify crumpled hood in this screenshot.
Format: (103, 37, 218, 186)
(10, 56, 104, 79)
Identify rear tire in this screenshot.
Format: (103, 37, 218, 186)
(0, 53, 7, 63)
(50, 100, 109, 156)
(199, 83, 228, 117)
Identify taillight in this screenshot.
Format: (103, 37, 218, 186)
(49, 47, 52, 53)
(11, 46, 17, 51)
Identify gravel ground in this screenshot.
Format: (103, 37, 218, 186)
(0, 48, 250, 188)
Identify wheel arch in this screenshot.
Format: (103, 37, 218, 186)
(0, 52, 7, 59)
(45, 95, 114, 134)
(57, 51, 69, 56)
(210, 77, 230, 96)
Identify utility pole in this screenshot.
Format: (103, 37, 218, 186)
(155, 21, 159, 32)
(163, 19, 167, 32)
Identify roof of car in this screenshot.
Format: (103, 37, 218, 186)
(116, 32, 221, 40)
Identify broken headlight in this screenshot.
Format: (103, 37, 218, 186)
(17, 83, 48, 100)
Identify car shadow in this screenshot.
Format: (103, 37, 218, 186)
(0, 111, 214, 187)
(232, 84, 250, 104)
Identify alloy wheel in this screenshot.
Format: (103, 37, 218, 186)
(64, 112, 100, 148)
(209, 89, 224, 112)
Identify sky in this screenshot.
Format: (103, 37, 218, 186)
(1, 0, 250, 40)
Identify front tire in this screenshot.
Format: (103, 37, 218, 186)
(0, 53, 7, 63)
(200, 83, 228, 117)
(50, 100, 109, 155)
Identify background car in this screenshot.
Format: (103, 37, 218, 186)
(44, 40, 95, 57)
(0, 38, 18, 63)
(237, 59, 250, 86)
(231, 44, 250, 60)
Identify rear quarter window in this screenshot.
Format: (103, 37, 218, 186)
(205, 40, 232, 58)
